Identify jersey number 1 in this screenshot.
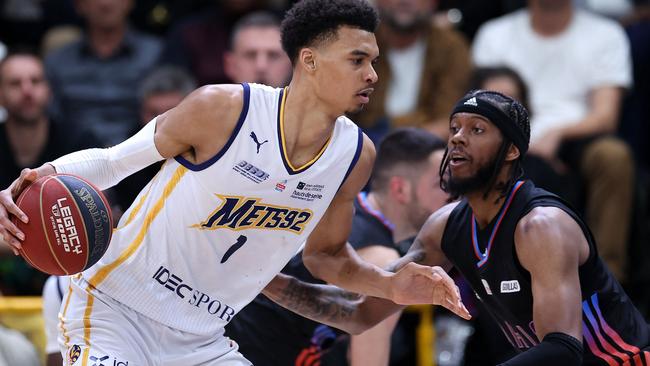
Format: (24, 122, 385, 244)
(221, 235, 248, 263)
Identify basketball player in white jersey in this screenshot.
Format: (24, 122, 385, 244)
(0, 0, 468, 365)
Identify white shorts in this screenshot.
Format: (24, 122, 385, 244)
(58, 277, 252, 366)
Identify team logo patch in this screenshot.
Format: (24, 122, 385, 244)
(192, 195, 313, 233)
(67, 345, 81, 364)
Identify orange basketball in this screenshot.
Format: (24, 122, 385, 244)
(12, 174, 113, 275)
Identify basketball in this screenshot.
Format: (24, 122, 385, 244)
(12, 174, 113, 276)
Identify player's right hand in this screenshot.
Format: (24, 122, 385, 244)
(390, 262, 471, 320)
(0, 168, 40, 255)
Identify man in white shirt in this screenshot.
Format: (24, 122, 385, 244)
(353, 0, 472, 141)
(472, 0, 634, 282)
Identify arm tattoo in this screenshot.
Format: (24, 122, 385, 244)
(271, 277, 362, 324)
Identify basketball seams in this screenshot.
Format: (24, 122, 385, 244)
(55, 175, 91, 271)
(17, 176, 64, 275)
(14, 181, 38, 268)
(40, 176, 70, 275)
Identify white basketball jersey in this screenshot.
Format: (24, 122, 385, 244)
(81, 83, 363, 335)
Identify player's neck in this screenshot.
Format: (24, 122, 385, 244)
(465, 166, 514, 228)
(368, 191, 417, 243)
(6, 116, 49, 167)
(466, 189, 508, 229)
(281, 81, 337, 168)
(529, 3, 574, 37)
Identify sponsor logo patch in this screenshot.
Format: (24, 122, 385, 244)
(500, 280, 520, 293)
(233, 160, 269, 183)
(275, 179, 287, 192)
(291, 181, 325, 201)
(153, 265, 236, 323)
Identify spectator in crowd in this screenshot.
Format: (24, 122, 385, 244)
(621, 3, 650, 173)
(0, 52, 101, 295)
(436, 0, 526, 41)
(224, 12, 292, 88)
(112, 66, 196, 212)
(227, 128, 448, 366)
(42, 275, 71, 366)
(40, 25, 82, 56)
(0, 325, 39, 366)
(353, 0, 472, 142)
(45, 0, 161, 146)
(469, 66, 529, 111)
(469, 66, 577, 204)
(0, 40, 6, 122)
(472, 0, 634, 282)
(160, 0, 270, 86)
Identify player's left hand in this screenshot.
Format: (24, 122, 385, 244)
(390, 262, 471, 319)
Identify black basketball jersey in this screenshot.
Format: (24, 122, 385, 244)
(441, 180, 650, 365)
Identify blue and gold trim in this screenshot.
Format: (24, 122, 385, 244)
(277, 87, 333, 175)
(338, 127, 363, 191)
(175, 83, 251, 171)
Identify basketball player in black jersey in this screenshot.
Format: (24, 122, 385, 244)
(227, 128, 448, 366)
(264, 90, 650, 365)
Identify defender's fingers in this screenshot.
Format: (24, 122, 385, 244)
(444, 296, 472, 320)
(0, 216, 25, 242)
(0, 228, 22, 251)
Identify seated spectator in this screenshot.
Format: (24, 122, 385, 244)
(0, 325, 39, 366)
(472, 0, 634, 282)
(45, 0, 161, 146)
(40, 25, 82, 56)
(160, 0, 269, 86)
(112, 66, 196, 212)
(0, 51, 101, 295)
(352, 0, 472, 142)
(469, 66, 579, 204)
(42, 275, 71, 366)
(224, 11, 292, 88)
(621, 4, 650, 173)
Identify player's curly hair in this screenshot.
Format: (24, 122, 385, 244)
(280, 0, 379, 62)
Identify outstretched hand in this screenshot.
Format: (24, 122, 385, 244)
(390, 262, 471, 320)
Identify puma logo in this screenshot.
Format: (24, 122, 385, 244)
(250, 131, 268, 154)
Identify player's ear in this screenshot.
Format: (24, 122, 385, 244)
(505, 143, 520, 162)
(389, 176, 411, 204)
(299, 48, 317, 73)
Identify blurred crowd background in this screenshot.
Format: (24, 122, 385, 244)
(0, 0, 649, 365)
